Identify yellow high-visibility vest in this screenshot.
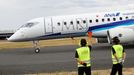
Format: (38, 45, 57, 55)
(76, 47, 91, 67)
(111, 44, 123, 64)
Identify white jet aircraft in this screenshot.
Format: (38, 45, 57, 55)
(8, 10, 134, 53)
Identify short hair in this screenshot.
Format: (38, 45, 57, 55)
(112, 36, 120, 43)
(80, 39, 87, 46)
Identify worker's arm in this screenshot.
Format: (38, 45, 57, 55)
(113, 53, 119, 62)
(122, 48, 126, 62)
(122, 52, 126, 60)
(76, 58, 85, 64)
(112, 47, 119, 62)
(88, 45, 92, 51)
(75, 51, 85, 64)
(121, 52, 126, 63)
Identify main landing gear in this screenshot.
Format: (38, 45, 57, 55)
(33, 41, 40, 53)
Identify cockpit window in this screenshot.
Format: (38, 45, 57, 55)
(20, 22, 39, 28)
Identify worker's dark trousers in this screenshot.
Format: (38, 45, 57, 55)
(111, 63, 123, 75)
(78, 66, 91, 75)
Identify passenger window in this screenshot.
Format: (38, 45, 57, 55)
(89, 20, 92, 23)
(83, 20, 86, 24)
(77, 21, 80, 24)
(57, 22, 60, 26)
(107, 18, 110, 21)
(113, 18, 116, 21)
(126, 16, 128, 19)
(102, 19, 104, 22)
(120, 17, 123, 20)
(70, 21, 73, 24)
(96, 19, 99, 22)
(64, 22, 67, 25)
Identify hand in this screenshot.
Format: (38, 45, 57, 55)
(83, 63, 87, 67)
(122, 59, 124, 63)
(118, 59, 122, 63)
(79, 61, 84, 64)
(79, 61, 87, 67)
(118, 60, 124, 65)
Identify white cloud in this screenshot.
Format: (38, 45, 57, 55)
(0, 0, 134, 29)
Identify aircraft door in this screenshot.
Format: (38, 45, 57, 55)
(76, 18, 87, 32)
(45, 17, 53, 34)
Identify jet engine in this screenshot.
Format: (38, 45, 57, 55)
(107, 27, 134, 44)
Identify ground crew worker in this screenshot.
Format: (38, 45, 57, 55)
(75, 38, 92, 75)
(110, 36, 126, 75)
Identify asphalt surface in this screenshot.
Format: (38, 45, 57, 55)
(0, 43, 134, 75)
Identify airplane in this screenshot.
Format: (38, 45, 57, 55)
(7, 10, 134, 53)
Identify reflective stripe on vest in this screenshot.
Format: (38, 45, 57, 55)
(76, 47, 91, 67)
(111, 44, 123, 64)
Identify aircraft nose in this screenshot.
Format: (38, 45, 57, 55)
(7, 31, 24, 42)
(7, 33, 19, 42)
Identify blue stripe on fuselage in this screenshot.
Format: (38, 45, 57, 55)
(37, 32, 87, 40)
(44, 32, 86, 37)
(88, 19, 134, 32)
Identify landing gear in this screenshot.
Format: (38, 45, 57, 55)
(35, 48, 40, 53)
(71, 37, 74, 40)
(33, 41, 40, 53)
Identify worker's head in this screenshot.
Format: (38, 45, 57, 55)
(80, 39, 87, 47)
(112, 36, 120, 44)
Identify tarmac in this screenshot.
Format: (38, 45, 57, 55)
(0, 43, 134, 74)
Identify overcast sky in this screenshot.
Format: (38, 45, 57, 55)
(0, 0, 134, 30)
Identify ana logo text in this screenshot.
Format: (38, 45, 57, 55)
(104, 12, 120, 17)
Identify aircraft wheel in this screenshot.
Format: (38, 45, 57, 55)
(35, 48, 40, 53)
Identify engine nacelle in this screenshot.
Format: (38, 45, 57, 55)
(107, 27, 134, 43)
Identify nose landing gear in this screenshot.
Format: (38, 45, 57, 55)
(35, 48, 40, 53)
(33, 41, 40, 53)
